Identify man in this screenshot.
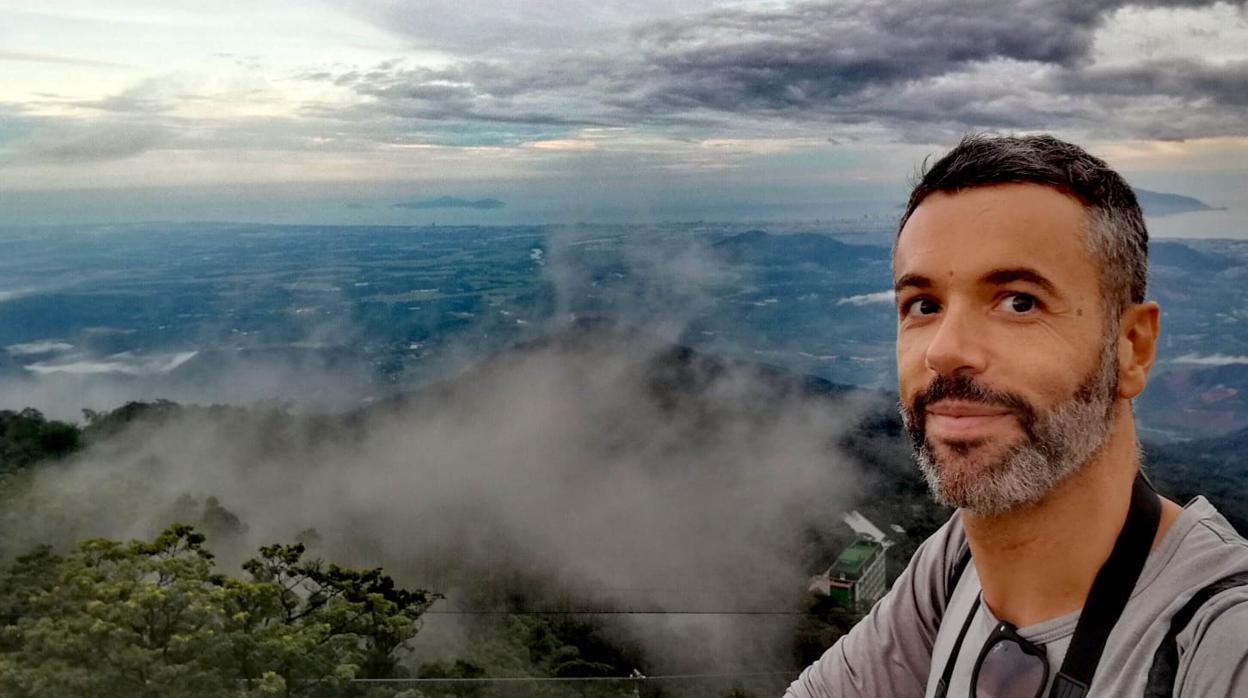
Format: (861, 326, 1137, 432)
(787, 135, 1248, 697)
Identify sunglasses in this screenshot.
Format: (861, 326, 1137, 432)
(972, 618, 1050, 698)
(935, 595, 1051, 698)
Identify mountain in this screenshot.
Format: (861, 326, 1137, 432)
(1137, 363, 1248, 438)
(1151, 241, 1237, 273)
(1147, 425, 1248, 533)
(711, 230, 885, 268)
(392, 196, 506, 210)
(1135, 189, 1222, 217)
(363, 318, 859, 422)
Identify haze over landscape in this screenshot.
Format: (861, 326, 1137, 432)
(1, 1, 1247, 695)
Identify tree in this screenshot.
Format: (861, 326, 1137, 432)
(0, 525, 235, 697)
(241, 542, 443, 689)
(0, 525, 441, 698)
(0, 408, 81, 476)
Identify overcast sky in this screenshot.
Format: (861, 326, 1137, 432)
(2, 0, 1246, 231)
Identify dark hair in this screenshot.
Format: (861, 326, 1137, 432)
(897, 134, 1149, 317)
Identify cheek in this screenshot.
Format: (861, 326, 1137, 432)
(1018, 324, 1103, 384)
(895, 334, 928, 392)
(1003, 343, 1087, 407)
(896, 325, 932, 365)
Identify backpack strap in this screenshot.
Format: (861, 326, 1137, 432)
(1143, 572, 1248, 697)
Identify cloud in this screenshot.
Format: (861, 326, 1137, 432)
(5, 341, 74, 356)
(837, 290, 894, 306)
(1061, 58, 1248, 107)
(315, 0, 1248, 145)
(7, 0, 1243, 185)
(0, 289, 38, 303)
(17, 120, 168, 163)
(1172, 353, 1248, 366)
(1, 328, 874, 670)
(0, 346, 382, 422)
(0, 51, 132, 69)
(78, 80, 179, 114)
(23, 351, 199, 377)
(392, 196, 506, 210)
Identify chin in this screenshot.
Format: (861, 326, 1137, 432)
(918, 437, 1069, 517)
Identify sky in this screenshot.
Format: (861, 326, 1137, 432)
(1, 0, 1247, 231)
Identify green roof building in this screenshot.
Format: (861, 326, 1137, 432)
(810, 538, 887, 610)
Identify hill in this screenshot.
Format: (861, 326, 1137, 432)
(1137, 363, 1248, 438)
(711, 230, 884, 268)
(1136, 189, 1222, 217)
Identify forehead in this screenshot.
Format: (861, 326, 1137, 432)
(893, 183, 1096, 287)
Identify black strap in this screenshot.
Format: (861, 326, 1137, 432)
(1143, 572, 1248, 697)
(1049, 472, 1162, 698)
(934, 593, 981, 698)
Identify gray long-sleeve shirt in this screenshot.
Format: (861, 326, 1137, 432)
(786, 496, 1248, 697)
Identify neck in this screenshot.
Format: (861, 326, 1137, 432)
(960, 406, 1182, 627)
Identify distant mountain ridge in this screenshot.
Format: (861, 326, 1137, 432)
(1137, 363, 1248, 437)
(711, 230, 884, 267)
(363, 318, 859, 421)
(1135, 188, 1222, 217)
(1151, 240, 1237, 272)
(392, 196, 506, 210)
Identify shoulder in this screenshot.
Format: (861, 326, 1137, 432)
(1161, 498, 1248, 694)
(1174, 497, 1248, 560)
(1177, 587, 1248, 696)
(1147, 496, 1248, 587)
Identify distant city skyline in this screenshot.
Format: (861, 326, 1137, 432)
(2, 1, 1246, 235)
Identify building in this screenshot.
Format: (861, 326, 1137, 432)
(809, 538, 888, 609)
(808, 510, 895, 608)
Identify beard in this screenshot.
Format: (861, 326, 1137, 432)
(899, 336, 1119, 517)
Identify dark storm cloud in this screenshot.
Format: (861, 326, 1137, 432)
(1060, 58, 1248, 107)
(617, 0, 1243, 127)
(323, 0, 1247, 144)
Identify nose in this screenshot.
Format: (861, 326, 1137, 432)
(923, 302, 988, 377)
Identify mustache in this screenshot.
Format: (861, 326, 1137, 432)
(905, 374, 1038, 437)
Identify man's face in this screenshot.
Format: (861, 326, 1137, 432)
(893, 183, 1120, 516)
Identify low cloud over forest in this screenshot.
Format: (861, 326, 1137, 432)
(1, 322, 897, 670)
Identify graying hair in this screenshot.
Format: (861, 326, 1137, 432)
(897, 134, 1149, 319)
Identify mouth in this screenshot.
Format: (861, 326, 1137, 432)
(925, 400, 1014, 438)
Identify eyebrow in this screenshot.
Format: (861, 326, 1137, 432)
(893, 274, 932, 294)
(892, 268, 1061, 296)
(981, 267, 1060, 296)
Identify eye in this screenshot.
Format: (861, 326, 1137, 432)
(903, 297, 940, 317)
(997, 292, 1041, 314)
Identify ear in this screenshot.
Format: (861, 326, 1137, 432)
(1117, 301, 1160, 400)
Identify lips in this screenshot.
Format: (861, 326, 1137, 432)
(925, 400, 1014, 437)
(927, 400, 1013, 418)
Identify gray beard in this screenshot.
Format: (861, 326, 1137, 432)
(900, 336, 1119, 517)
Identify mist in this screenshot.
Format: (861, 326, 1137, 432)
(4, 326, 878, 670)
(0, 228, 887, 672)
